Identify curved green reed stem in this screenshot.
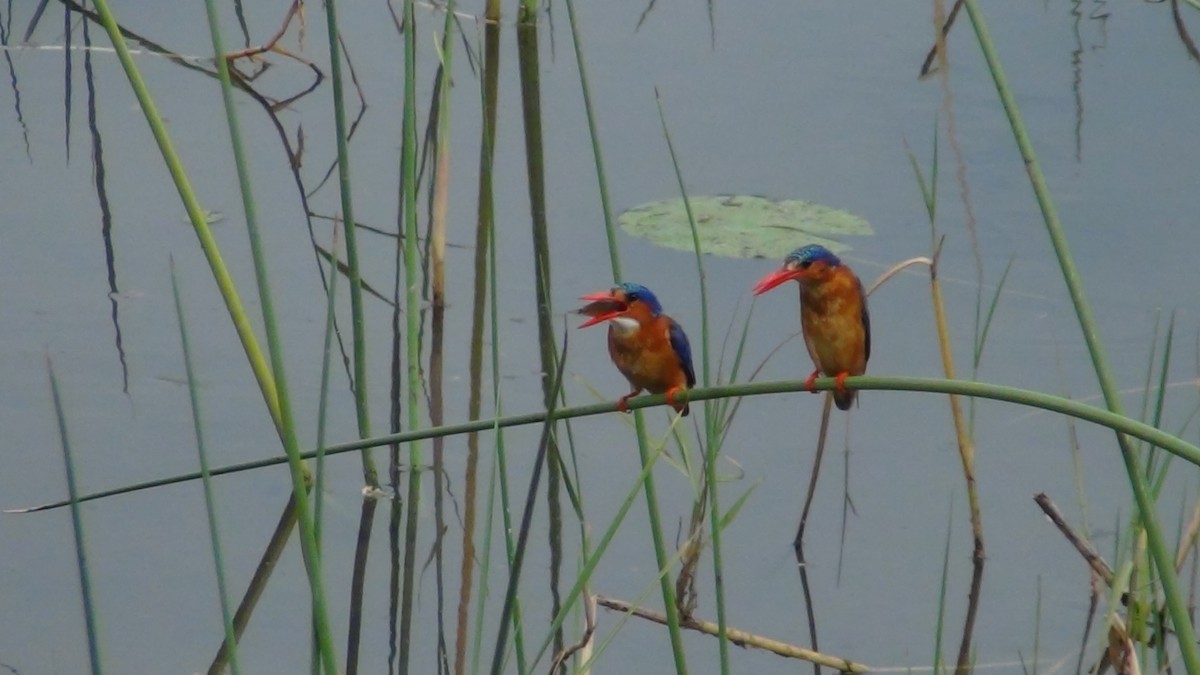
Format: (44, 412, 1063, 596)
(962, 2, 1200, 669)
(19, 376, 1200, 513)
(88, 0, 280, 434)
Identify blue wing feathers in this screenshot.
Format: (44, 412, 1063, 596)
(668, 319, 697, 388)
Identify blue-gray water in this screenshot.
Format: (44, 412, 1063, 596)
(2, 1, 1199, 673)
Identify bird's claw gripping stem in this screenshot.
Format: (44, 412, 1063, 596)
(617, 393, 636, 413)
(834, 372, 849, 394)
(803, 370, 821, 394)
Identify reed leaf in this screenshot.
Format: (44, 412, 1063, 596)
(961, 1, 1200, 667)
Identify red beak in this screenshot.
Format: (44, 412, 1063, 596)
(577, 291, 628, 328)
(752, 268, 802, 296)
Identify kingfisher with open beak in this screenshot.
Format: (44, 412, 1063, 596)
(752, 244, 870, 410)
(577, 282, 696, 416)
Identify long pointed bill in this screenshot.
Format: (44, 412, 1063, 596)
(752, 268, 801, 295)
(578, 311, 622, 328)
(577, 291, 627, 329)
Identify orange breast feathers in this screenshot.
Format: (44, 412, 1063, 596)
(607, 309, 690, 395)
(799, 266, 870, 379)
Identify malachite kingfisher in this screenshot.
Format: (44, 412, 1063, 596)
(752, 244, 871, 411)
(577, 282, 696, 416)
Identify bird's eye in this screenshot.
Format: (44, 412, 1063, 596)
(799, 260, 813, 270)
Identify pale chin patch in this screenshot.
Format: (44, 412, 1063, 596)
(610, 316, 640, 335)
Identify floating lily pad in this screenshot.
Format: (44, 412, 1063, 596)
(618, 194, 872, 259)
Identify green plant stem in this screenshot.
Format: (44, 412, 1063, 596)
(89, 0, 338, 670)
(321, 0, 378, 485)
(171, 264, 240, 675)
(87, 0, 281, 436)
(656, 91, 730, 674)
(23, 375, 1200, 514)
(562, 0, 688, 670)
(47, 361, 104, 675)
(962, 1, 1200, 669)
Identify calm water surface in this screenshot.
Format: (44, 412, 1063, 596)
(2, 1, 1199, 673)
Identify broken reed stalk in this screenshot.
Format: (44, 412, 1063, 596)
(593, 595, 869, 673)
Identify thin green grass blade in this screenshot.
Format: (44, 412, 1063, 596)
(1137, 313, 1163, 460)
(655, 90, 730, 674)
(314, 224, 342, 551)
(529, 431, 673, 670)
(197, 0, 339, 666)
(973, 256, 1014, 372)
(88, 0, 281, 436)
(716, 302, 756, 425)
(933, 497, 954, 675)
(483, 185, 527, 673)
(563, 0, 688, 670)
(47, 359, 104, 675)
(170, 261, 240, 675)
(962, 1, 1200, 666)
(321, 0, 378, 483)
(312, 224, 343, 675)
(488, 329, 570, 675)
(716, 481, 761, 530)
(1147, 312, 1176, 494)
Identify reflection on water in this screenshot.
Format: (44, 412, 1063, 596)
(4, 1, 1200, 674)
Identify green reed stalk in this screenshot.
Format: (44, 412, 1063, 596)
(91, 0, 338, 668)
(320, 0, 378, 484)
(961, 2, 1200, 669)
(47, 361, 104, 675)
(204, 2, 340, 668)
(400, 0, 421, 464)
(531, 435, 673, 670)
(485, 168, 529, 673)
(562, 1, 689, 671)
(655, 92, 731, 673)
(88, 0, 281, 435)
(314, 225, 341, 552)
(204, 3, 341, 669)
(471, 215, 527, 674)
(395, 2, 425, 673)
(312, 225, 341, 674)
(171, 264, 241, 675)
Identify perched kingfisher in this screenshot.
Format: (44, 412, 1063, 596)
(752, 244, 870, 410)
(577, 282, 696, 416)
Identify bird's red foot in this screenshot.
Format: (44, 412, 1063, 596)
(665, 387, 689, 416)
(803, 370, 821, 394)
(617, 394, 634, 413)
(834, 372, 849, 394)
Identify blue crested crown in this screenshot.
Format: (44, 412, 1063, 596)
(616, 282, 662, 315)
(785, 244, 841, 268)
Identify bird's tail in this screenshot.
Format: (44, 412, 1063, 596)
(833, 390, 855, 411)
(677, 403, 690, 417)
